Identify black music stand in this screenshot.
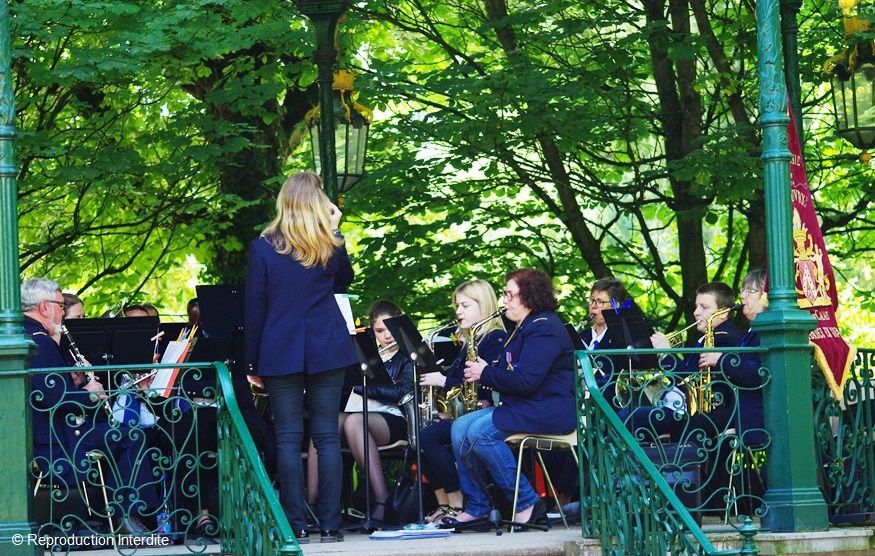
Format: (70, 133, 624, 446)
(383, 315, 442, 526)
(345, 329, 394, 531)
(63, 317, 159, 388)
(602, 299, 657, 370)
(195, 284, 245, 340)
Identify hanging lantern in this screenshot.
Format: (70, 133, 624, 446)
(304, 70, 372, 193)
(825, 0, 875, 161)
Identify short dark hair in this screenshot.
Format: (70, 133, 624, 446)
(369, 299, 402, 324)
(505, 268, 558, 313)
(123, 303, 149, 315)
(187, 298, 199, 311)
(591, 276, 629, 302)
(695, 282, 735, 309)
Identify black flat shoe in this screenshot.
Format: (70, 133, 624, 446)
(294, 529, 310, 544)
(320, 529, 344, 543)
(438, 515, 492, 532)
(511, 499, 548, 532)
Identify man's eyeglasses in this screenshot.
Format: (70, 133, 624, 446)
(588, 298, 610, 308)
(741, 287, 762, 295)
(45, 300, 65, 310)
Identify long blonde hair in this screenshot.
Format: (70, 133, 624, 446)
(453, 279, 505, 337)
(261, 171, 342, 268)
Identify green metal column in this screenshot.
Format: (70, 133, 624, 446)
(293, 0, 350, 204)
(780, 0, 804, 151)
(753, 0, 829, 532)
(0, 1, 37, 553)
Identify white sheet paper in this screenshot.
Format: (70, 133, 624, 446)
(335, 294, 356, 335)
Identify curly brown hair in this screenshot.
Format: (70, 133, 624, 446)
(505, 269, 558, 313)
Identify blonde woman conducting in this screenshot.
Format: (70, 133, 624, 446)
(245, 171, 357, 544)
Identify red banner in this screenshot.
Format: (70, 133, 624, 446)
(787, 110, 856, 399)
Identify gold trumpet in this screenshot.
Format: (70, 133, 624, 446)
(664, 320, 702, 347)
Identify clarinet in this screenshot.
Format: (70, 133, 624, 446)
(60, 324, 114, 420)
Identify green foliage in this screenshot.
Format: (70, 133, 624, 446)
(8, 0, 874, 344)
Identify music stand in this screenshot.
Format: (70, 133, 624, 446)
(64, 317, 159, 388)
(601, 299, 657, 369)
(343, 329, 395, 531)
(195, 285, 245, 339)
(565, 323, 586, 351)
(383, 314, 440, 526)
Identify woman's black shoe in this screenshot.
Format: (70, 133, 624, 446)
(320, 529, 344, 543)
(438, 515, 492, 532)
(294, 529, 310, 544)
(511, 499, 548, 532)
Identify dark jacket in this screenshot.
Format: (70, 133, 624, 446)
(445, 328, 508, 401)
(717, 329, 765, 444)
(479, 311, 576, 434)
(355, 350, 414, 405)
(26, 317, 91, 450)
(245, 235, 357, 376)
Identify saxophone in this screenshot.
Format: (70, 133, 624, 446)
(687, 303, 741, 415)
(447, 309, 505, 413)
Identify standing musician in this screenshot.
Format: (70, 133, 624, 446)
(340, 300, 414, 523)
(418, 279, 506, 523)
(641, 281, 743, 440)
(443, 269, 575, 531)
(244, 171, 357, 544)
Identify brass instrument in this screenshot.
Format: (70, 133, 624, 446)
(687, 303, 741, 415)
(664, 320, 702, 347)
(60, 324, 113, 420)
(446, 309, 505, 413)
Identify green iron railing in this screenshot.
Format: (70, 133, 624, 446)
(814, 348, 875, 526)
(216, 363, 300, 556)
(27, 361, 299, 555)
(577, 348, 761, 555)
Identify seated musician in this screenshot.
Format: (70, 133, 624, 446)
(341, 300, 414, 522)
(444, 269, 575, 530)
(638, 281, 743, 441)
(24, 278, 159, 535)
(694, 270, 766, 446)
(418, 279, 506, 523)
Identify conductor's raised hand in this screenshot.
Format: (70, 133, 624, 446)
(328, 202, 342, 230)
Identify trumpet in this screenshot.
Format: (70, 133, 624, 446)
(664, 320, 702, 347)
(446, 309, 506, 413)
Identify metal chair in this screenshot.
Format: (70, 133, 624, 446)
(505, 431, 579, 529)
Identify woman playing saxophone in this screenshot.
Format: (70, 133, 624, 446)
(417, 279, 506, 523)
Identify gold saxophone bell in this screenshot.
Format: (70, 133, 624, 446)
(446, 309, 505, 414)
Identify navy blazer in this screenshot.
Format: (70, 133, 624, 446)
(245, 235, 358, 376)
(480, 311, 576, 434)
(445, 329, 507, 401)
(26, 317, 94, 478)
(717, 330, 765, 444)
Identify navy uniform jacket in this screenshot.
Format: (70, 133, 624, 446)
(245, 235, 358, 376)
(445, 329, 507, 401)
(716, 330, 765, 444)
(26, 317, 90, 449)
(479, 312, 576, 434)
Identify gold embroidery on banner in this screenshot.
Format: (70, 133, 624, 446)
(792, 208, 832, 309)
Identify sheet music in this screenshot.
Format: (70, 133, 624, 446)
(335, 294, 356, 335)
(149, 339, 192, 397)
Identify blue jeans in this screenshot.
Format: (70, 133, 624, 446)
(450, 407, 538, 517)
(264, 368, 345, 530)
(420, 419, 458, 493)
